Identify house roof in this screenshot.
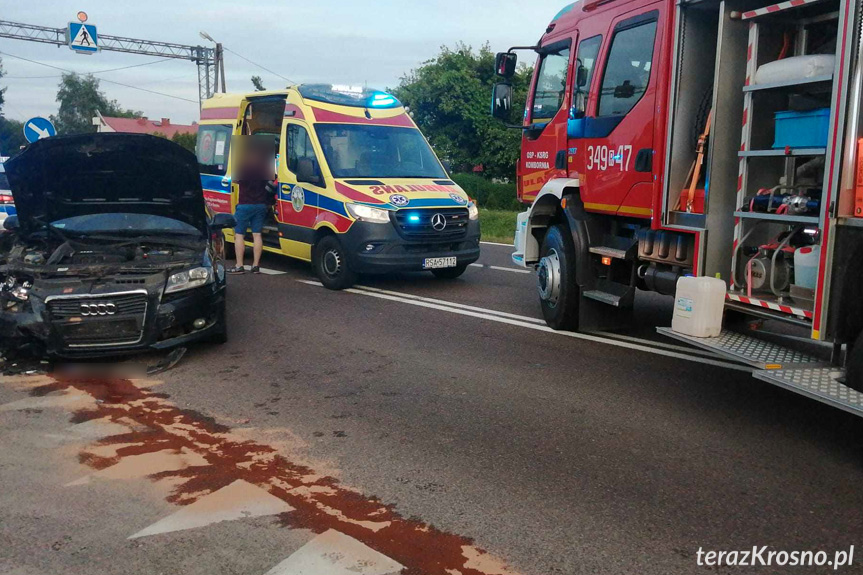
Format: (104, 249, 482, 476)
(99, 116, 198, 138)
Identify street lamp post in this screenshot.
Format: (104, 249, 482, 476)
(200, 31, 226, 93)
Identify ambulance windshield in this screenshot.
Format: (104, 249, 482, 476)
(315, 124, 446, 179)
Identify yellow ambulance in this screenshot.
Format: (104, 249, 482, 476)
(197, 85, 480, 289)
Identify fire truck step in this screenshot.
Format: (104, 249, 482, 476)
(584, 290, 623, 306)
(589, 246, 629, 260)
(753, 367, 863, 418)
(656, 327, 825, 369)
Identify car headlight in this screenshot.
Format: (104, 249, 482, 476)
(165, 267, 213, 294)
(467, 201, 479, 220)
(345, 203, 391, 224)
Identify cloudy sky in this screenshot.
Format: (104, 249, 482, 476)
(2, 0, 565, 126)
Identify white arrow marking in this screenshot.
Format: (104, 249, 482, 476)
(65, 447, 208, 486)
(263, 529, 403, 575)
(26, 122, 51, 140)
(129, 479, 293, 539)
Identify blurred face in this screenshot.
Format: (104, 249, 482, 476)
(233, 135, 275, 180)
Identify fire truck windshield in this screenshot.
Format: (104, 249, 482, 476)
(315, 124, 446, 179)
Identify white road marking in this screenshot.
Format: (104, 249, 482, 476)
(65, 448, 209, 486)
(129, 479, 293, 539)
(264, 529, 403, 575)
(297, 279, 750, 372)
(257, 267, 288, 275)
(480, 241, 514, 247)
(591, 332, 723, 359)
(0, 391, 94, 412)
(469, 263, 532, 275)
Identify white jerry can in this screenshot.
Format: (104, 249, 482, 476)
(672, 276, 726, 338)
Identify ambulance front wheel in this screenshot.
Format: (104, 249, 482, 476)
(314, 235, 357, 290)
(538, 224, 579, 331)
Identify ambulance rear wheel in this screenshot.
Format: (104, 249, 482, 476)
(314, 235, 356, 290)
(846, 331, 863, 392)
(538, 224, 579, 331)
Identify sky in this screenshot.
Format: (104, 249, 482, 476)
(1, 0, 565, 126)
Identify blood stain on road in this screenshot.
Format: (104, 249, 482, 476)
(25, 375, 519, 575)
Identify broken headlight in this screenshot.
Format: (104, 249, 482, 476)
(1, 276, 33, 310)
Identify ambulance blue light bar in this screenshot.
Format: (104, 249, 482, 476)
(298, 84, 401, 109)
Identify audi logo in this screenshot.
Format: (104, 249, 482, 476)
(80, 302, 117, 316)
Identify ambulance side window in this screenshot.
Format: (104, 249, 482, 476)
(597, 16, 658, 118)
(196, 125, 231, 176)
(286, 124, 324, 187)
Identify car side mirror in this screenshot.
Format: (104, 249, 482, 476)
(491, 83, 514, 121)
(613, 81, 636, 99)
(209, 212, 236, 231)
(3, 215, 19, 232)
(577, 65, 589, 88)
(495, 52, 517, 79)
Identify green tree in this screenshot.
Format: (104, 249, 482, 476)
(394, 43, 532, 181)
(0, 119, 26, 155)
(171, 131, 197, 153)
(251, 75, 266, 91)
(50, 73, 143, 135)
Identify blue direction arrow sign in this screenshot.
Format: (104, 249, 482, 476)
(68, 22, 99, 54)
(23, 117, 57, 143)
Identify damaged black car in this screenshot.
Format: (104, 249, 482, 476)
(0, 133, 235, 357)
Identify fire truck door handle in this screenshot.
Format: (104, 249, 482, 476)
(634, 148, 653, 173)
(555, 150, 567, 170)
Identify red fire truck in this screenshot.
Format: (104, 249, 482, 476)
(492, 0, 863, 414)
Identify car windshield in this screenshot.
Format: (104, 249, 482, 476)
(50, 213, 202, 236)
(314, 124, 446, 179)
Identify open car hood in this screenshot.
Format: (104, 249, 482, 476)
(5, 133, 208, 235)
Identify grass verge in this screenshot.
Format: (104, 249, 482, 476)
(479, 208, 519, 245)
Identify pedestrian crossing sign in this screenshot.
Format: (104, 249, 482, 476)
(67, 22, 99, 54)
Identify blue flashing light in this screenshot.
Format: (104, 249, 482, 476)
(407, 213, 421, 223)
(369, 91, 398, 108)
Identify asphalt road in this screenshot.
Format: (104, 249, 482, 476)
(2, 242, 863, 575)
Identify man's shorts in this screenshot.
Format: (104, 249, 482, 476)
(234, 204, 268, 235)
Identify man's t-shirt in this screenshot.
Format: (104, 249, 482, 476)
(237, 180, 270, 205)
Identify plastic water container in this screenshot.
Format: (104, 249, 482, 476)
(794, 245, 821, 289)
(672, 276, 726, 338)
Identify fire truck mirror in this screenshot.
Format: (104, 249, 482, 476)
(491, 83, 514, 121)
(495, 52, 517, 79)
(576, 64, 589, 88)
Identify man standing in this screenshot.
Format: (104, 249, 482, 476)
(228, 136, 275, 275)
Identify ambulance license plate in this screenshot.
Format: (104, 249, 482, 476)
(423, 257, 457, 269)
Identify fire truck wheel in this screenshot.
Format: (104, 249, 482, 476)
(538, 224, 579, 330)
(314, 235, 357, 290)
(847, 331, 863, 392)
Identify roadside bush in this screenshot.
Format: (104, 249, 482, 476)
(451, 173, 521, 211)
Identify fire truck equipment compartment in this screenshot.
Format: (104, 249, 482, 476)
(772, 108, 831, 149)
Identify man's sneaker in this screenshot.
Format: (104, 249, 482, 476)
(251, 266, 261, 274)
(227, 266, 246, 275)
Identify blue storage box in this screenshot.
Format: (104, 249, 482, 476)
(773, 108, 831, 149)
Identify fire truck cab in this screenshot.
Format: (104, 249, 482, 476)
(493, 0, 863, 412)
